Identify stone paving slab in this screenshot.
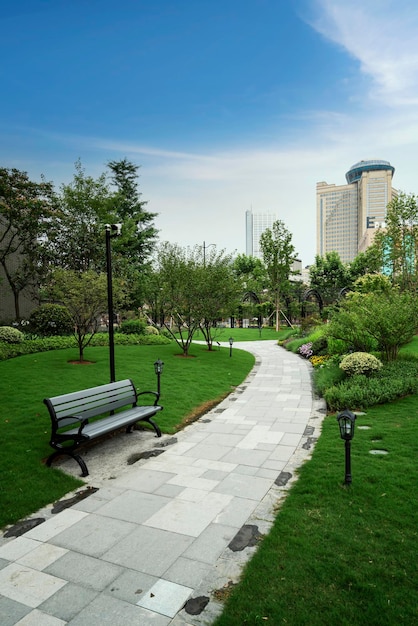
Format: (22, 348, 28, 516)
(0, 340, 326, 625)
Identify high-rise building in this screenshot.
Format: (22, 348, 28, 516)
(316, 159, 396, 263)
(245, 209, 277, 259)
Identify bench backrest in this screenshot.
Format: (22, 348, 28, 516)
(44, 379, 137, 427)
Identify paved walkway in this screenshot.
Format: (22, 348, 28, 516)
(0, 341, 325, 626)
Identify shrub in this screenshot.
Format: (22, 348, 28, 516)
(0, 326, 24, 344)
(145, 325, 159, 335)
(298, 342, 313, 358)
(340, 352, 382, 377)
(311, 336, 328, 356)
(119, 319, 146, 335)
(323, 359, 418, 411)
(28, 304, 73, 336)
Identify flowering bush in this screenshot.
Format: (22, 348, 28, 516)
(339, 352, 383, 377)
(0, 326, 24, 344)
(309, 355, 330, 368)
(298, 342, 313, 358)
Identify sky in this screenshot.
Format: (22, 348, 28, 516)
(1, 0, 418, 266)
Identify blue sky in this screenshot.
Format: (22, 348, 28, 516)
(1, 0, 418, 265)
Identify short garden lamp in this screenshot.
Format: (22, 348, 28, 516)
(154, 359, 164, 396)
(336, 409, 356, 485)
(229, 337, 234, 357)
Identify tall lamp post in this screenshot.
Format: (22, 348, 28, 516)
(203, 240, 215, 267)
(105, 223, 121, 383)
(336, 409, 356, 485)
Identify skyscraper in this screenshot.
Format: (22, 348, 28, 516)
(316, 160, 396, 263)
(245, 209, 277, 259)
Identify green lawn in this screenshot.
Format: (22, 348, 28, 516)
(0, 341, 255, 529)
(214, 373, 418, 625)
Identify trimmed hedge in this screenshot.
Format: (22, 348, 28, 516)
(0, 332, 171, 361)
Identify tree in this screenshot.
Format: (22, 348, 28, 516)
(348, 244, 383, 283)
(0, 167, 57, 320)
(259, 220, 296, 331)
(374, 192, 418, 291)
(156, 243, 201, 356)
(107, 159, 158, 308)
(44, 160, 113, 273)
(195, 246, 241, 350)
(327, 287, 417, 361)
(45, 269, 112, 362)
(309, 251, 351, 306)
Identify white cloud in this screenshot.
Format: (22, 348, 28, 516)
(309, 0, 418, 105)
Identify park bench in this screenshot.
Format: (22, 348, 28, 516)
(44, 378, 163, 477)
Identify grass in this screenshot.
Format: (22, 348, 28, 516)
(0, 341, 255, 529)
(214, 376, 418, 625)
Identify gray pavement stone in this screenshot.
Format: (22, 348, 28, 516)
(102, 526, 194, 576)
(45, 552, 122, 590)
(50, 514, 137, 558)
(0, 596, 31, 626)
(38, 582, 98, 622)
(68, 593, 172, 625)
(105, 568, 158, 604)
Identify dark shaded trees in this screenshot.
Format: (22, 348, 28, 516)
(0, 167, 57, 320)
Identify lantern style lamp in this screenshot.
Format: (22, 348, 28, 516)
(154, 359, 164, 396)
(229, 337, 234, 357)
(336, 409, 356, 485)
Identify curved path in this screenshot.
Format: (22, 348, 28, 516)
(0, 341, 326, 625)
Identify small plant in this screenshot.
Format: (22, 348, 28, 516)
(340, 352, 382, 377)
(309, 355, 330, 368)
(298, 342, 313, 358)
(0, 326, 24, 344)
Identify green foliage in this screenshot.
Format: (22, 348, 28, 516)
(327, 288, 418, 360)
(0, 326, 24, 343)
(259, 220, 296, 331)
(374, 191, 418, 291)
(339, 352, 382, 377)
(0, 167, 57, 319)
(28, 303, 73, 336)
(119, 319, 147, 335)
(324, 359, 418, 410)
(312, 358, 344, 396)
(311, 335, 328, 356)
(145, 325, 159, 335)
(309, 251, 351, 305)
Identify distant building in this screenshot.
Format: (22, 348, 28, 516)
(245, 209, 277, 259)
(316, 159, 397, 263)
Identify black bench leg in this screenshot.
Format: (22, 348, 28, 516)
(46, 450, 89, 477)
(145, 417, 162, 438)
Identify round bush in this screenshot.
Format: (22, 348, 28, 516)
(29, 304, 73, 336)
(145, 325, 159, 335)
(119, 319, 146, 335)
(0, 326, 24, 344)
(339, 352, 382, 377)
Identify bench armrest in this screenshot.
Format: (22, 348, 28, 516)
(56, 415, 88, 436)
(136, 390, 160, 406)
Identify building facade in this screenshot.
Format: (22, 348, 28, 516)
(316, 160, 396, 263)
(245, 209, 277, 259)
